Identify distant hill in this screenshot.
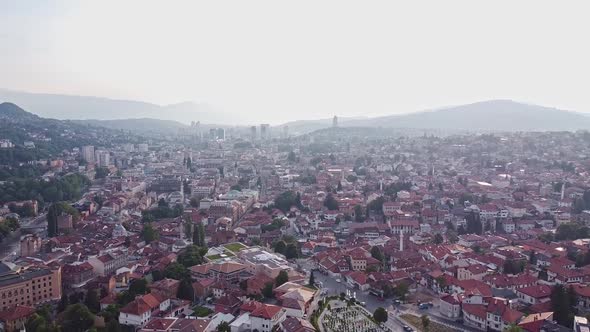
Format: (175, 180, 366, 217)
(286, 100, 590, 133)
(3, 89, 590, 133)
(0, 102, 145, 165)
(72, 118, 188, 135)
(0, 89, 242, 125)
(0, 102, 40, 121)
(353, 100, 590, 131)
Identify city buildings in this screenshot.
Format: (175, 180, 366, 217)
(0, 264, 62, 312)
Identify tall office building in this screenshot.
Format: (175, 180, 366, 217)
(216, 128, 225, 140)
(282, 126, 289, 139)
(138, 143, 149, 152)
(260, 124, 270, 140)
(97, 151, 110, 167)
(333, 115, 338, 128)
(81, 145, 95, 163)
(250, 126, 257, 141)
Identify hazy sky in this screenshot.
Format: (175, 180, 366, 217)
(1, 1, 590, 123)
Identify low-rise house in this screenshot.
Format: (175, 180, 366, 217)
(280, 317, 316, 332)
(88, 250, 128, 276)
(0, 305, 35, 332)
(119, 293, 170, 328)
(515, 285, 552, 305)
(439, 293, 463, 320)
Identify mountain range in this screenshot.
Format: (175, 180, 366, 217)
(2, 89, 590, 133)
(0, 102, 146, 165)
(0, 89, 241, 125)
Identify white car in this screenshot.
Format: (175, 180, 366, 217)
(336, 279, 341, 283)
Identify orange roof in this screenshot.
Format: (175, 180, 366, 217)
(0, 305, 35, 321)
(251, 303, 282, 319)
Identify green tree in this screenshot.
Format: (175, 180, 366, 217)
(183, 218, 193, 239)
(275, 191, 298, 212)
(129, 278, 148, 295)
(217, 321, 231, 332)
(551, 284, 576, 328)
(371, 246, 384, 262)
(285, 243, 299, 259)
(164, 262, 190, 280)
(61, 303, 95, 332)
(177, 278, 195, 301)
(152, 270, 164, 282)
(141, 223, 159, 243)
(274, 240, 287, 255)
(193, 223, 201, 245)
(421, 314, 430, 332)
(192, 223, 206, 247)
(95, 167, 109, 179)
(275, 270, 289, 287)
(433, 233, 444, 244)
(373, 307, 388, 323)
(354, 205, 364, 222)
(262, 282, 274, 298)
(57, 294, 70, 312)
(393, 282, 409, 300)
(178, 245, 204, 267)
(84, 289, 100, 313)
(435, 276, 447, 291)
(503, 324, 524, 332)
(323, 193, 339, 211)
(106, 319, 122, 332)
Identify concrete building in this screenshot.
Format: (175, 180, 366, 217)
(260, 124, 270, 140)
(0, 264, 62, 312)
(81, 145, 95, 163)
(19, 234, 42, 257)
(137, 143, 149, 152)
(88, 250, 128, 276)
(250, 126, 257, 141)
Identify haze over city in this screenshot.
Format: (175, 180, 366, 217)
(2, 2, 590, 332)
(2, 1, 590, 123)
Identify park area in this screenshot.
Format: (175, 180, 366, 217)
(223, 242, 247, 253)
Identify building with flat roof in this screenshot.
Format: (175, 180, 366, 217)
(238, 248, 291, 279)
(0, 265, 62, 312)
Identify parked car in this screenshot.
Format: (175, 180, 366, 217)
(418, 303, 430, 310)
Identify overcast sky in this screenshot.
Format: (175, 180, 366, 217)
(1, 1, 589, 123)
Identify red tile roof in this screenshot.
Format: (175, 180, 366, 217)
(251, 303, 282, 319)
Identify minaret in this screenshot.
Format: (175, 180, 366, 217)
(560, 181, 565, 200)
(180, 176, 185, 205)
(399, 230, 404, 251)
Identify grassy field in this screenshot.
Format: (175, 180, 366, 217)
(400, 314, 456, 332)
(223, 242, 247, 253)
